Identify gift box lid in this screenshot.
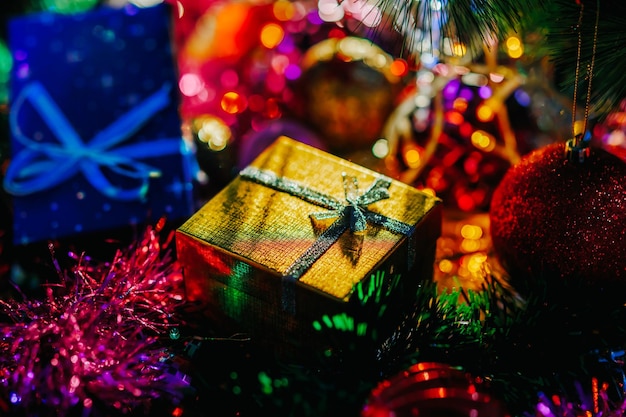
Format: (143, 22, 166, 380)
(177, 136, 441, 307)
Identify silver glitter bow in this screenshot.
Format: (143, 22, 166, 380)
(240, 166, 414, 314)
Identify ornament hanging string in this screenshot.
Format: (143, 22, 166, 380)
(568, 0, 600, 163)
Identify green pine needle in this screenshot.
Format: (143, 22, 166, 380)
(375, 0, 533, 56)
(377, 0, 626, 115)
(181, 267, 626, 417)
(526, 0, 626, 117)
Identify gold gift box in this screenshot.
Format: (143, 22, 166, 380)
(176, 136, 441, 358)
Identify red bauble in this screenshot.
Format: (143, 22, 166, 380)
(489, 142, 626, 292)
(362, 362, 507, 417)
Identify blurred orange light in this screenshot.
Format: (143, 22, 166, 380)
(445, 111, 464, 126)
(467, 253, 488, 271)
(390, 59, 408, 77)
(438, 259, 454, 273)
(452, 98, 468, 113)
(221, 92, 247, 114)
(260, 23, 284, 49)
(461, 238, 481, 253)
(184, 3, 254, 60)
(404, 149, 421, 168)
(273, 0, 295, 21)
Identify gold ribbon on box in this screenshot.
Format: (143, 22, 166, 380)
(239, 167, 415, 314)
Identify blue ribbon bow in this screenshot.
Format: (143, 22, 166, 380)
(239, 166, 415, 314)
(3, 81, 184, 201)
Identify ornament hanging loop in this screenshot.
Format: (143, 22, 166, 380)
(566, 135, 591, 164)
(567, 0, 600, 164)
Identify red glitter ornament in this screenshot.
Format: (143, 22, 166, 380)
(489, 142, 626, 293)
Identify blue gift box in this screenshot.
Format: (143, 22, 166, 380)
(4, 4, 196, 245)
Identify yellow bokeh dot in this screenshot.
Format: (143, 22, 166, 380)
(476, 104, 494, 122)
(260, 23, 284, 49)
(196, 116, 232, 151)
(470, 130, 495, 151)
(460, 224, 483, 240)
(438, 259, 454, 274)
(505, 36, 523, 59)
(209, 135, 229, 151)
(404, 149, 421, 168)
(461, 238, 481, 253)
(505, 36, 521, 51)
(467, 253, 488, 273)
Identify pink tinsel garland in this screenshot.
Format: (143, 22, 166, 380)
(0, 225, 190, 416)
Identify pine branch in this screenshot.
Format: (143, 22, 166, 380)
(378, 0, 626, 115)
(516, 0, 626, 116)
(375, 0, 534, 56)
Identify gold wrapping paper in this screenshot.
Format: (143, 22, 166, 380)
(178, 137, 441, 304)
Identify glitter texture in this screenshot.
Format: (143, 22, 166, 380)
(0, 226, 189, 416)
(489, 142, 626, 290)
